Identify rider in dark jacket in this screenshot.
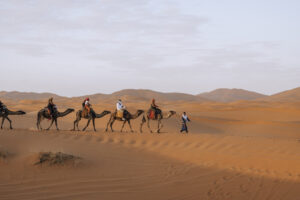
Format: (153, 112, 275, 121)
(150, 99, 160, 118)
(47, 97, 56, 117)
(0, 100, 6, 114)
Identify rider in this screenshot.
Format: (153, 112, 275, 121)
(0, 100, 6, 114)
(47, 97, 56, 117)
(116, 99, 126, 120)
(150, 98, 159, 118)
(82, 97, 91, 115)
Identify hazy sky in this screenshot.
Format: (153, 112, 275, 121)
(1, 0, 299, 96)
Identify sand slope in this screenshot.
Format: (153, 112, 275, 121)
(0, 95, 300, 199)
(263, 87, 300, 102)
(0, 130, 300, 200)
(198, 88, 267, 102)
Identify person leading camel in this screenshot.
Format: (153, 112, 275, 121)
(116, 99, 126, 120)
(180, 112, 191, 133)
(47, 97, 56, 118)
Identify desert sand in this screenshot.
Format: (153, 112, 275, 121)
(0, 90, 300, 200)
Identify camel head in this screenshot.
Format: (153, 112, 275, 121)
(57, 108, 75, 117)
(166, 110, 176, 118)
(137, 110, 145, 114)
(169, 110, 176, 115)
(68, 108, 75, 112)
(17, 110, 26, 115)
(103, 110, 111, 115)
(131, 109, 144, 119)
(137, 109, 144, 115)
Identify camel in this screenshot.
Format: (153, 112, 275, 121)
(72, 108, 111, 131)
(0, 108, 26, 129)
(140, 109, 176, 133)
(36, 107, 74, 131)
(105, 110, 144, 133)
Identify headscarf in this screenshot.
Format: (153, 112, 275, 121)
(48, 97, 53, 104)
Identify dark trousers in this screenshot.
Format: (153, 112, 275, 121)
(180, 123, 188, 133)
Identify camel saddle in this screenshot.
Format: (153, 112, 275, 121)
(148, 108, 162, 120)
(148, 109, 156, 120)
(46, 107, 57, 120)
(116, 110, 124, 118)
(81, 108, 90, 118)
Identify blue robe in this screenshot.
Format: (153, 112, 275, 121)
(180, 115, 190, 133)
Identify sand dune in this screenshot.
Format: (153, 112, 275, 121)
(0, 92, 300, 199)
(2, 87, 300, 105)
(198, 88, 267, 102)
(0, 91, 63, 101)
(262, 87, 300, 102)
(1, 129, 300, 200)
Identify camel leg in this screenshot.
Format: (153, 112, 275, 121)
(39, 118, 43, 130)
(36, 115, 43, 130)
(128, 120, 134, 133)
(55, 119, 59, 131)
(72, 119, 76, 131)
(159, 122, 164, 133)
(36, 119, 40, 130)
(120, 121, 126, 132)
(6, 117, 12, 129)
(82, 118, 91, 131)
(37, 119, 42, 130)
(76, 117, 81, 131)
(140, 116, 146, 133)
(92, 118, 96, 132)
(38, 116, 44, 130)
(105, 117, 112, 132)
(147, 118, 153, 133)
(157, 119, 162, 133)
(36, 115, 39, 130)
(46, 119, 54, 130)
(1, 117, 5, 129)
(110, 119, 115, 132)
(73, 118, 78, 131)
(140, 121, 144, 133)
(73, 116, 81, 131)
(37, 113, 42, 130)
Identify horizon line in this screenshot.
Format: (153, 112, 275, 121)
(1, 86, 299, 98)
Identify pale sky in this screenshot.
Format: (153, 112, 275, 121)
(0, 0, 299, 96)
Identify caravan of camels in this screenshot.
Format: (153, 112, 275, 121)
(0, 97, 177, 133)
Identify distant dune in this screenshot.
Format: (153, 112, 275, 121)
(198, 88, 267, 102)
(2, 87, 300, 103)
(75, 89, 209, 102)
(262, 87, 300, 102)
(105, 89, 208, 102)
(0, 91, 63, 101)
(1, 89, 209, 103)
